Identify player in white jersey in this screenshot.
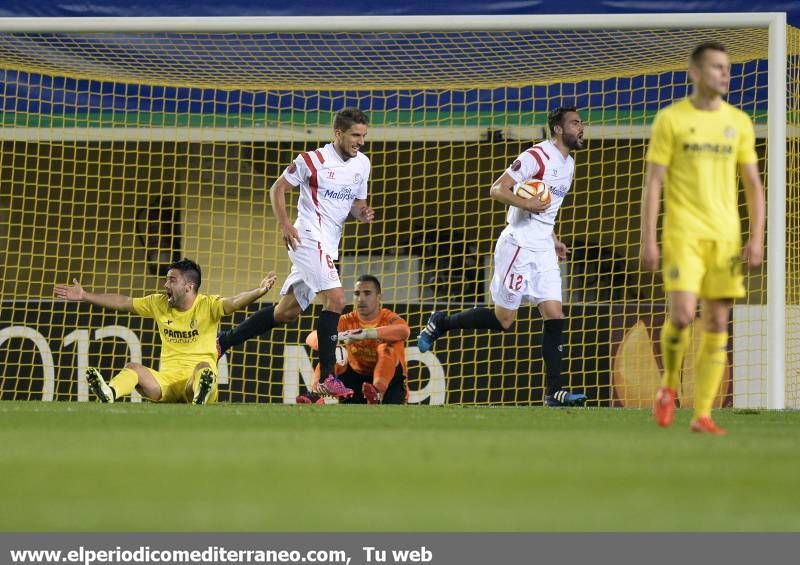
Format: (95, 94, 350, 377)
(417, 106, 588, 407)
(217, 108, 375, 399)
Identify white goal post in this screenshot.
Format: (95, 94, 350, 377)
(0, 13, 789, 407)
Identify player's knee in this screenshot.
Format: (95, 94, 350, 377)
(124, 362, 144, 371)
(273, 310, 292, 323)
(376, 342, 400, 361)
(274, 303, 301, 323)
(538, 301, 564, 321)
(325, 295, 347, 313)
(707, 321, 728, 334)
(495, 312, 516, 331)
(498, 319, 515, 332)
(194, 361, 211, 372)
(704, 313, 729, 333)
(670, 310, 694, 329)
(493, 306, 517, 331)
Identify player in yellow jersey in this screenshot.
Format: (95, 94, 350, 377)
(54, 258, 276, 404)
(640, 41, 765, 435)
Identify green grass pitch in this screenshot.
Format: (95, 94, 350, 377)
(1, 402, 798, 532)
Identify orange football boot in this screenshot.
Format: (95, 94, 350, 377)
(653, 386, 676, 427)
(690, 416, 727, 436)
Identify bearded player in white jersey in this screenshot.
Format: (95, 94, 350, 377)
(217, 108, 375, 399)
(418, 106, 587, 407)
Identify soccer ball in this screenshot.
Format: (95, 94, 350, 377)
(514, 179, 551, 205)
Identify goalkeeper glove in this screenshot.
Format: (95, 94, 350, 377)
(337, 328, 378, 344)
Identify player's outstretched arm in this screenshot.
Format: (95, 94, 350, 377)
(351, 199, 375, 223)
(338, 319, 410, 344)
(640, 162, 666, 272)
(740, 162, 765, 268)
(375, 321, 411, 343)
(221, 272, 277, 315)
(53, 278, 135, 312)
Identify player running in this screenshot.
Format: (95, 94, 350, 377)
(417, 106, 587, 407)
(216, 108, 375, 399)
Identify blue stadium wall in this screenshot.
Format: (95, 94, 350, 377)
(0, 0, 796, 25)
(0, 1, 785, 114)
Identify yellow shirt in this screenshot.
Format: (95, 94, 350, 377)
(646, 98, 758, 242)
(132, 293, 225, 372)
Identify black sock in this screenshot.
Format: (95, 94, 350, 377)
(317, 310, 341, 378)
(220, 304, 277, 350)
(542, 318, 565, 396)
(445, 307, 506, 332)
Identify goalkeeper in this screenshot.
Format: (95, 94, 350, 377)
(298, 275, 410, 404)
(54, 258, 276, 404)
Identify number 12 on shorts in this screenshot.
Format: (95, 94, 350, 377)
(507, 273, 523, 291)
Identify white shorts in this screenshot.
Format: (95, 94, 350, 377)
(280, 238, 342, 310)
(489, 236, 562, 309)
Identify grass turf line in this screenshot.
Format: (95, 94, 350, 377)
(1, 402, 798, 532)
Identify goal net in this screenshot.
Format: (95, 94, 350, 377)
(0, 16, 797, 407)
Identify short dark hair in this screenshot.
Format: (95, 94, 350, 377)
(548, 105, 578, 137)
(690, 41, 728, 66)
(356, 274, 381, 294)
(334, 107, 369, 132)
(168, 257, 202, 290)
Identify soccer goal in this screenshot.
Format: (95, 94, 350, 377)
(0, 14, 796, 407)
